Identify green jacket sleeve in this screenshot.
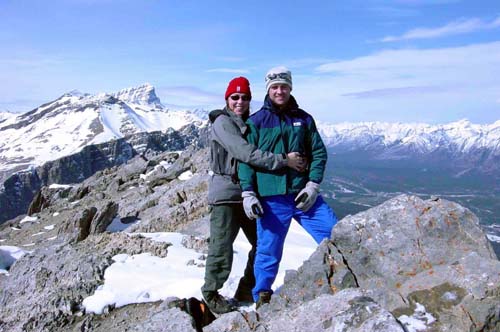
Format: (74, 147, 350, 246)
(237, 119, 258, 192)
(306, 118, 328, 184)
(212, 115, 286, 170)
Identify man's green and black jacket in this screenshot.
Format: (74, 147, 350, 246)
(238, 95, 327, 197)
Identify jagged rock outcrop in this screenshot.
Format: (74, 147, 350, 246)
(1, 141, 498, 332)
(28, 186, 71, 215)
(57, 201, 118, 244)
(0, 124, 209, 224)
(0, 146, 211, 254)
(0, 233, 172, 332)
(205, 290, 405, 332)
(69, 300, 198, 332)
(255, 195, 500, 332)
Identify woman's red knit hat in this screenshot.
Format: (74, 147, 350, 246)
(225, 77, 252, 100)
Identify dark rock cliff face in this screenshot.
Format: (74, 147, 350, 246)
(0, 124, 209, 224)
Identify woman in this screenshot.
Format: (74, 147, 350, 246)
(201, 76, 305, 314)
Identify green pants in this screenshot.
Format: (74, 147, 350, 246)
(201, 203, 256, 297)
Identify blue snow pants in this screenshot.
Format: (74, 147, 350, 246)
(252, 193, 337, 301)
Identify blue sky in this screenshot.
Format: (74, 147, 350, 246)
(1, 0, 499, 124)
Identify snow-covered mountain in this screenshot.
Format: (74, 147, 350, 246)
(0, 111, 15, 125)
(1, 82, 498, 183)
(318, 119, 500, 154)
(317, 119, 500, 174)
(0, 83, 208, 180)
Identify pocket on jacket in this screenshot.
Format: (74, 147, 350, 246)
(289, 125, 306, 153)
(211, 142, 227, 174)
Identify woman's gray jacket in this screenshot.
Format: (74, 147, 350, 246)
(207, 107, 286, 205)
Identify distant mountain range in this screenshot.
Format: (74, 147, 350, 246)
(1, 84, 498, 183)
(319, 120, 500, 175)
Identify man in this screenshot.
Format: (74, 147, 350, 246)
(238, 66, 338, 308)
(202, 76, 306, 314)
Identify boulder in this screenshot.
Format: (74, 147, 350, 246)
(276, 194, 499, 332)
(68, 299, 197, 332)
(331, 195, 499, 331)
(0, 233, 170, 332)
(265, 290, 404, 332)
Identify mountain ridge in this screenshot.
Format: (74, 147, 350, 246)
(0, 83, 498, 224)
(1, 83, 498, 182)
(318, 119, 499, 175)
(318, 119, 500, 153)
(0, 84, 208, 181)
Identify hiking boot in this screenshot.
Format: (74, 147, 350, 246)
(233, 283, 254, 304)
(233, 289, 254, 304)
(202, 292, 237, 315)
(256, 291, 271, 309)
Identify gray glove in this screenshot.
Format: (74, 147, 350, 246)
(242, 191, 263, 220)
(295, 181, 320, 212)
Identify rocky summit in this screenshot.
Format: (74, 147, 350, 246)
(0, 144, 498, 331)
(0, 123, 209, 224)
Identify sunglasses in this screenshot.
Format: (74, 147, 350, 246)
(229, 94, 251, 101)
(266, 73, 290, 80)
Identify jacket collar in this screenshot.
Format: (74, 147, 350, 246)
(262, 94, 299, 114)
(209, 107, 248, 134)
(209, 106, 249, 122)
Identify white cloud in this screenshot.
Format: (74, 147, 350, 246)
(292, 41, 500, 123)
(281, 58, 338, 69)
(316, 42, 500, 74)
(206, 68, 250, 74)
(380, 16, 500, 42)
(341, 86, 447, 98)
(156, 86, 220, 109)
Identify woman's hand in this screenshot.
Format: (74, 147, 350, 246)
(286, 152, 307, 172)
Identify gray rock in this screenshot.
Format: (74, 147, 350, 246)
(181, 235, 209, 253)
(59, 206, 97, 242)
(0, 248, 16, 270)
(203, 311, 256, 332)
(266, 290, 405, 332)
(28, 185, 71, 215)
(56, 201, 119, 243)
(67, 299, 197, 332)
(132, 307, 197, 332)
(204, 291, 404, 332)
(276, 240, 356, 310)
(0, 233, 170, 332)
(330, 194, 500, 331)
(89, 201, 118, 234)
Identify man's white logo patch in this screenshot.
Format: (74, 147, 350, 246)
(293, 122, 302, 127)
